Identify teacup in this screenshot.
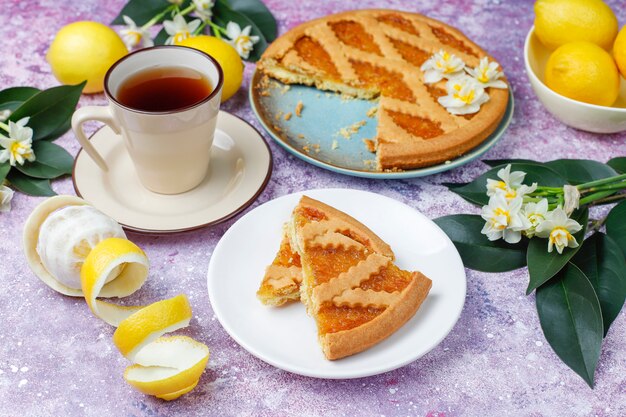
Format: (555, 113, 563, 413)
(71, 46, 224, 194)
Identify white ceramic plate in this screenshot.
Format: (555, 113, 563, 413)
(207, 189, 466, 379)
(73, 111, 272, 234)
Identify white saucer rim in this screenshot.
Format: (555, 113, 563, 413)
(72, 111, 273, 235)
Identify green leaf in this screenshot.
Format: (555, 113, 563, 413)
(224, 0, 277, 42)
(9, 82, 86, 141)
(572, 233, 626, 336)
(526, 208, 589, 294)
(544, 159, 617, 185)
(6, 170, 55, 196)
(39, 117, 71, 141)
(536, 262, 603, 388)
(482, 158, 536, 167)
(111, 0, 186, 25)
(213, 0, 268, 61)
(433, 214, 528, 272)
(606, 200, 626, 259)
(14, 141, 73, 179)
(0, 162, 10, 184)
(153, 26, 170, 45)
(607, 157, 626, 174)
(0, 87, 40, 112)
(446, 163, 567, 206)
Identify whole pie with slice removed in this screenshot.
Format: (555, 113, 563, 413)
(257, 9, 509, 170)
(257, 196, 432, 360)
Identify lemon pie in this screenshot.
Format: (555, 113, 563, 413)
(258, 196, 432, 360)
(258, 9, 509, 170)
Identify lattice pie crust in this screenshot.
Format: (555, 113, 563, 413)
(257, 196, 432, 360)
(258, 9, 509, 170)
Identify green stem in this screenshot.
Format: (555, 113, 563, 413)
(141, 4, 176, 30)
(581, 181, 626, 194)
(178, 4, 196, 17)
(0, 121, 8, 133)
(588, 192, 626, 206)
(194, 21, 207, 35)
(579, 190, 619, 206)
(208, 21, 226, 38)
(577, 173, 626, 191)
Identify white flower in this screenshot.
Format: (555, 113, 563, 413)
(0, 109, 11, 122)
(466, 57, 507, 89)
(438, 75, 489, 115)
(420, 50, 465, 84)
(119, 15, 153, 50)
(193, 0, 214, 21)
(481, 193, 528, 244)
(0, 184, 14, 213)
(0, 117, 36, 166)
(486, 164, 537, 201)
(535, 207, 583, 254)
(163, 14, 202, 45)
(486, 164, 525, 198)
(225, 21, 260, 59)
(521, 199, 549, 238)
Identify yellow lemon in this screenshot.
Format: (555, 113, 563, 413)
(613, 26, 626, 78)
(534, 0, 618, 50)
(545, 42, 620, 107)
(47, 21, 128, 94)
(175, 35, 243, 102)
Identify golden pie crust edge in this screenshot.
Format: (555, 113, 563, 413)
(322, 270, 432, 360)
(258, 9, 509, 170)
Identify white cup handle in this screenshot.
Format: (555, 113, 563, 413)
(71, 106, 121, 172)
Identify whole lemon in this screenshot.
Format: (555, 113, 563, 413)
(534, 0, 618, 50)
(47, 21, 128, 94)
(175, 35, 243, 102)
(613, 26, 626, 78)
(545, 42, 619, 107)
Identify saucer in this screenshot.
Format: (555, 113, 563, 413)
(72, 111, 272, 234)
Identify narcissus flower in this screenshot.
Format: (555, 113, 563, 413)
(535, 207, 582, 254)
(164, 14, 201, 45)
(120, 16, 153, 49)
(225, 21, 259, 59)
(466, 57, 507, 89)
(0, 117, 36, 167)
(481, 193, 528, 244)
(438, 75, 489, 115)
(420, 50, 465, 84)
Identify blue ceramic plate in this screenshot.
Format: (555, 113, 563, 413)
(249, 69, 514, 179)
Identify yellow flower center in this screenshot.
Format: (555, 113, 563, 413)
(10, 142, 21, 155)
(236, 35, 251, 47)
(478, 68, 490, 83)
(493, 207, 510, 229)
(128, 31, 142, 45)
(549, 227, 572, 244)
(454, 89, 475, 104)
(505, 188, 517, 199)
(173, 31, 189, 43)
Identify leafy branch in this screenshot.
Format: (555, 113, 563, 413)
(0, 82, 85, 197)
(435, 158, 626, 387)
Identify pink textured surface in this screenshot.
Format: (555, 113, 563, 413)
(0, 0, 625, 416)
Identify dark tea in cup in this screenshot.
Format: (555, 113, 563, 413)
(117, 66, 212, 112)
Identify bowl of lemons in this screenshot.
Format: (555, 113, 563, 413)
(524, 0, 626, 133)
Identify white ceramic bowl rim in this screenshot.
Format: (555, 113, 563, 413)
(523, 26, 626, 114)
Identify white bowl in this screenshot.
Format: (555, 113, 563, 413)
(524, 26, 626, 133)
